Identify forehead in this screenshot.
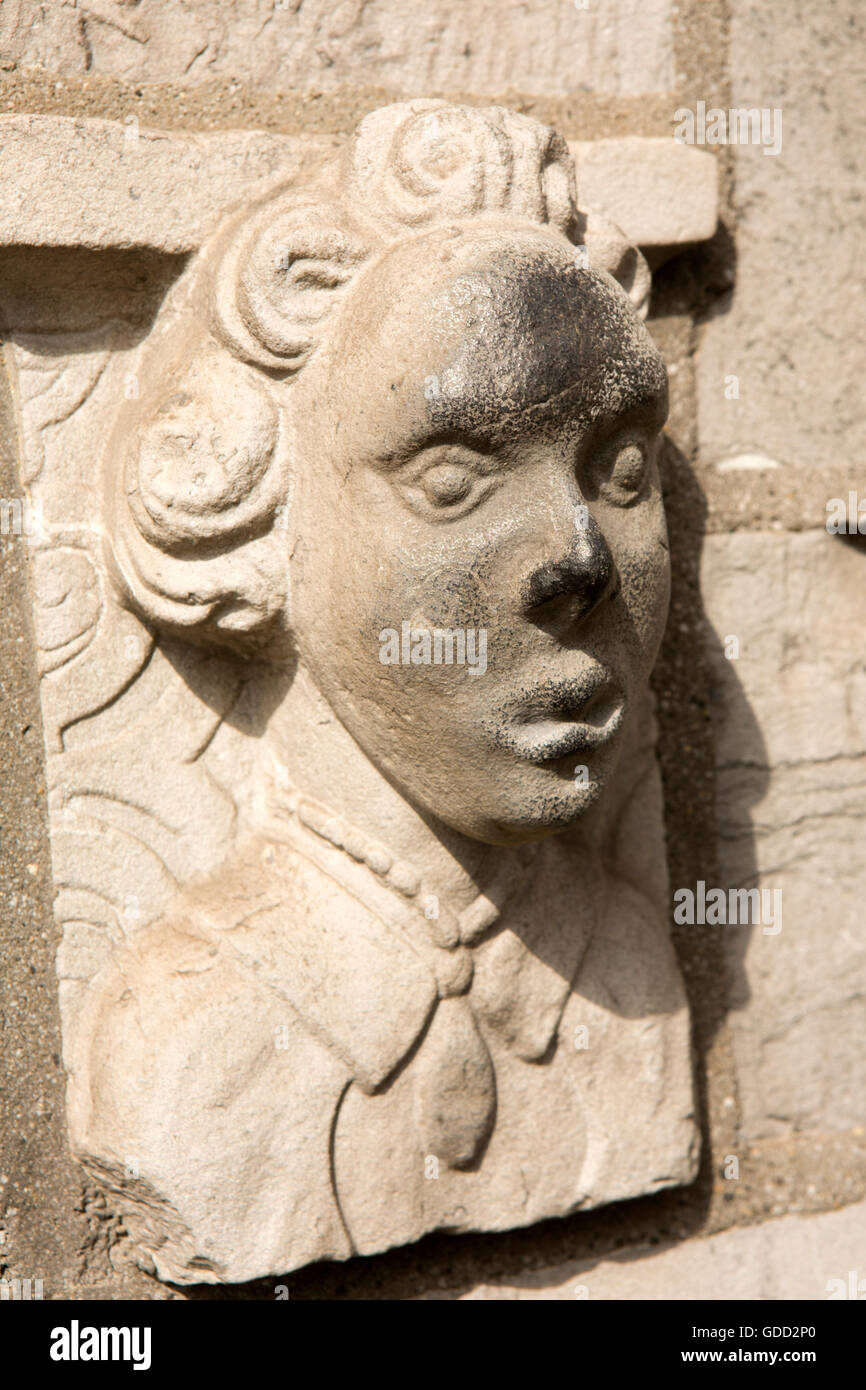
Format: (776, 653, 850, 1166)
(317, 223, 667, 455)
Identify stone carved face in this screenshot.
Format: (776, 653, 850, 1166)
(107, 100, 667, 844)
(289, 223, 669, 843)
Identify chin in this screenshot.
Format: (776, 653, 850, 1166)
(431, 763, 610, 847)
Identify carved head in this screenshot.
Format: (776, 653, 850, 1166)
(106, 101, 669, 844)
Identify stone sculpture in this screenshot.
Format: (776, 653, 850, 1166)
(22, 100, 698, 1283)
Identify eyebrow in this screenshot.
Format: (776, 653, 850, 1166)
(372, 425, 502, 470)
(371, 362, 668, 469)
(575, 368, 670, 433)
(491, 363, 669, 432)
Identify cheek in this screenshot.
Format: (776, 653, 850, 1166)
(610, 506, 671, 667)
(344, 491, 503, 637)
(382, 555, 489, 631)
(367, 551, 493, 701)
(293, 504, 493, 703)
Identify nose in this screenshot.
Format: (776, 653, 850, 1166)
(520, 511, 619, 630)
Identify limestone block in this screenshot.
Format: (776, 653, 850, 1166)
(0, 115, 338, 253)
(0, 0, 674, 98)
(695, 0, 866, 482)
(573, 137, 718, 253)
(0, 116, 718, 259)
(701, 530, 866, 1140)
(423, 1199, 866, 1299)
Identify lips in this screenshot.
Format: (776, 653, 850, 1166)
(493, 672, 625, 764)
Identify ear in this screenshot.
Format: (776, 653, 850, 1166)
(210, 197, 370, 373)
(576, 208, 652, 320)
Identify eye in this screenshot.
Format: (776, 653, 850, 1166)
(609, 441, 648, 493)
(586, 433, 655, 506)
(422, 463, 473, 507)
(396, 448, 498, 520)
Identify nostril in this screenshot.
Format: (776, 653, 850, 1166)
(522, 559, 580, 611)
(521, 531, 618, 622)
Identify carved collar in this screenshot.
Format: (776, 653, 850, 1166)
(262, 760, 539, 977)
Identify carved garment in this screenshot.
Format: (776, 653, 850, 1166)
(67, 826, 698, 1284)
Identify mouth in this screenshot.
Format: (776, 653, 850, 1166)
(496, 674, 625, 765)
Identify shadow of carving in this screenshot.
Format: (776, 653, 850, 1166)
(0, 246, 188, 340)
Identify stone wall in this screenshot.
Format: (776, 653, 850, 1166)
(1, 0, 863, 1300)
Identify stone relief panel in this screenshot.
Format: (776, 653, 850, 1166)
(0, 0, 675, 99)
(4, 101, 710, 1283)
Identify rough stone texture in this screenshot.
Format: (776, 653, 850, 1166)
(695, 0, 866, 523)
(0, 116, 338, 252)
(0, 117, 717, 258)
(0, 341, 161, 1301)
(573, 137, 717, 257)
(0, 364, 78, 1291)
(700, 530, 866, 1142)
(423, 1197, 866, 1299)
(3, 101, 710, 1286)
(0, 0, 863, 1305)
(0, 0, 674, 98)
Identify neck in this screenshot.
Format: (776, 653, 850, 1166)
(260, 665, 497, 912)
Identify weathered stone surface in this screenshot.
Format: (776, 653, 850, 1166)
(3, 100, 707, 1284)
(0, 116, 717, 258)
(701, 530, 866, 1140)
(0, 0, 862, 1313)
(695, 0, 866, 485)
(424, 1198, 866, 1299)
(0, 116, 336, 253)
(573, 137, 717, 255)
(0, 0, 674, 98)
